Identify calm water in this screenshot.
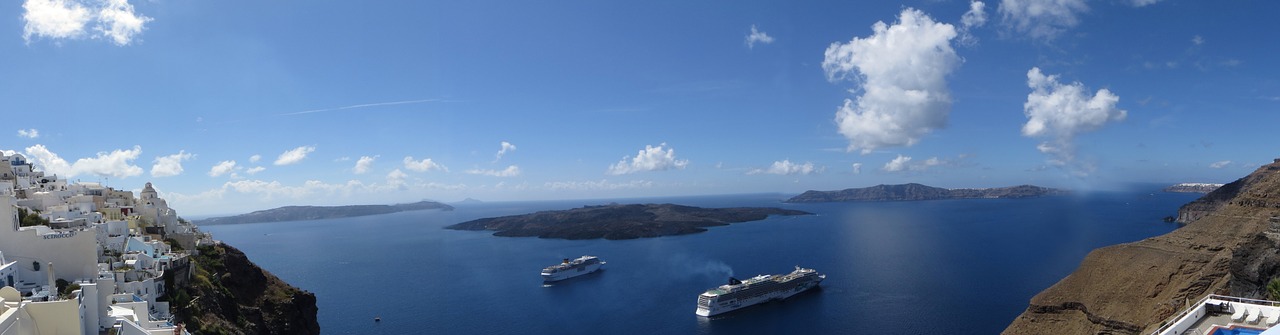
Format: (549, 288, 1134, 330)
(202, 185, 1200, 334)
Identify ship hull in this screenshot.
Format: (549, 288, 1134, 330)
(541, 262, 603, 282)
(695, 274, 823, 317)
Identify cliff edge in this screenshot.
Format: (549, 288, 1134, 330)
(1003, 160, 1280, 334)
(166, 243, 320, 335)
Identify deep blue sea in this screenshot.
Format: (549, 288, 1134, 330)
(202, 185, 1201, 334)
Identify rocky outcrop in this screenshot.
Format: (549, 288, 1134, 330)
(785, 183, 1065, 203)
(445, 203, 811, 240)
(196, 200, 454, 225)
(1003, 160, 1280, 334)
(167, 243, 320, 335)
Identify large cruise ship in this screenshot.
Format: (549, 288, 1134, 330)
(695, 266, 825, 317)
(541, 255, 605, 282)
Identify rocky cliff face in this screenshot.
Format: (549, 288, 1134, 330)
(1003, 161, 1280, 334)
(167, 243, 320, 335)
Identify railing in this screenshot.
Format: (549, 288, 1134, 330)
(1149, 294, 1280, 335)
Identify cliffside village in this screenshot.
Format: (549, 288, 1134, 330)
(0, 153, 206, 334)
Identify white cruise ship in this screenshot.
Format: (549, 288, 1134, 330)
(541, 255, 605, 282)
(696, 266, 825, 317)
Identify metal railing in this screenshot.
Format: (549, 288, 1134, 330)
(1149, 294, 1280, 335)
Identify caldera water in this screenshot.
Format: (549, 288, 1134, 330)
(201, 185, 1199, 334)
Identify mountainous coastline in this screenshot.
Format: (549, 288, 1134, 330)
(168, 243, 320, 334)
(784, 183, 1066, 203)
(194, 200, 454, 225)
(1003, 159, 1280, 334)
(1163, 182, 1225, 193)
(445, 203, 811, 240)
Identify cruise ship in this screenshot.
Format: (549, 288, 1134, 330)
(541, 255, 605, 282)
(695, 266, 825, 317)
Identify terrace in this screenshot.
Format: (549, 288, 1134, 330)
(1153, 295, 1280, 335)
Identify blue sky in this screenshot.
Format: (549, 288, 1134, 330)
(3, 0, 1278, 216)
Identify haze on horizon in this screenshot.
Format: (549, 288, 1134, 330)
(3, 0, 1277, 216)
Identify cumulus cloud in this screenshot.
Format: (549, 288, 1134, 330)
(209, 160, 237, 177)
(245, 166, 265, 175)
(494, 141, 517, 162)
(24, 144, 143, 178)
(1192, 35, 1203, 46)
(1209, 160, 1231, 169)
(353, 156, 376, 174)
(746, 25, 775, 49)
(274, 146, 315, 166)
(150, 150, 192, 177)
(881, 154, 956, 172)
(466, 165, 521, 177)
(403, 156, 447, 172)
(16, 129, 39, 139)
(822, 8, 960, 154)
(998, 0, 1088, 40)
(1022, 67, 1126, 169)
(544, 179, 653, 191)
(959, 1, 987, 46)
(249, 155, 261, 163)
(22, 0, 151, 45)
(1129, 0, 1164, 7)
(607, 143, 689, 175)
(748, 160, 819, 175)
(852, 163, 863, 174)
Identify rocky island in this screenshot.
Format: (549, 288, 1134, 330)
(445, 203, 811, 240)
(785, 183, 1066, 203)
(195, 200, 454, 225)
(1002, 159, 1280, 334)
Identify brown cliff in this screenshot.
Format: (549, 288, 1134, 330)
(1003, 160, 1280, 334)
(166, 243, 320, 335)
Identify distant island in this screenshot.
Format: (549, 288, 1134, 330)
(785, 183, 1067, 203)
(194, 200, 454, 225)
(445, 203, 811, 240)
(1162, 182, 1224, 193)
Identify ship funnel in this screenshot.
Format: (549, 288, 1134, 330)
(728, 277, 741, 285)
(562, 258, 569, 264)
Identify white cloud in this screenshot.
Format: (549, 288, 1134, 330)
(1191, 35, 1204, 46)
(245, 166, 265, 175)
(24, 144, 143, 178)
(1129, 0, 1164, 7)
(1022, 67, 1126, 169)
(22, 0, 151, 46)
(544, 179, 653, 191)
(607, 143, 689, 175)
(209, 160, 237, 177)
(998, 0, 1088, 40)
(150, 150, 192, 177)
(748, 160, 819, 175)
(94, 0, 151, 45)
(16, 129, 39, 139)
(959, 1, 987, 46)
(274, 146, 315, 166)
(353, 155, 377, 174)
(883, 155, 913, 172)
(880, 154, 957, 172)
(386, 169, 409, 189)
(822, 8, 960, 154)
(403, 156, 447, 172)
(746, 24, 775, 49)
(1209, 160, 1231, 169)
(494, 141, 517, 162)
(249, 154, 261, 163)
(852, 163, 863, 174)
(466, 165, 521, 177)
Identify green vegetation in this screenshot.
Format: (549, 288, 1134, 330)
(16, 207, 48, 227)
(1268, 278, 1280, 301)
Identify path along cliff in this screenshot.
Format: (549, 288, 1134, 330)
(1004, 159, 1280, 334)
